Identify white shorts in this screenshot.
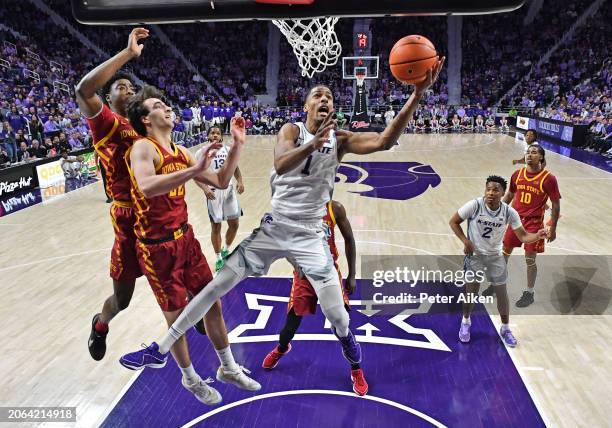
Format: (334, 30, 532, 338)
(207, 186, 242, 223)
(464, 254, 507, 286)
(228, 212, 339, 292)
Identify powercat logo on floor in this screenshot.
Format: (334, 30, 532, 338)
(0, 176, 33, 196)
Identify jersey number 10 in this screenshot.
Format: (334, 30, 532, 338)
(519, 192, 532, 204)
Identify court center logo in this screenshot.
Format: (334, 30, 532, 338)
(336, 161, 441, 200)
(227, 293, 450, 352)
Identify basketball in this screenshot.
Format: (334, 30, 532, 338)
(389, 35, 438, 84)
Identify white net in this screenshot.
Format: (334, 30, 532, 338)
(355, 73, 366, 87)
(272, 17, 342, 79)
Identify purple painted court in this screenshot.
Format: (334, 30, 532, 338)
(102, 278, 545, 428)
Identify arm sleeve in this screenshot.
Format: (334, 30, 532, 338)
(457, 200, 478, 220)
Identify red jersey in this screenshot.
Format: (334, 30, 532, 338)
(87, 104, 139, 201)
(510, 167, 561, 220)
(126, 138, 191, 240)
(322, 201, 339, 265)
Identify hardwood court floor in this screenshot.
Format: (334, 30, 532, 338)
(0, 133, 610, 427)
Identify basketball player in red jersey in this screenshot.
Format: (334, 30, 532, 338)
(76, 28, 149, 361)
(119, 85, 260, 403)
(262, 200, 368, 396)
(491, 144, 560, 307)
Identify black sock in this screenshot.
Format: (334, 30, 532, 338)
(278, 309, 302, 352)
(351, 363, 360, 370)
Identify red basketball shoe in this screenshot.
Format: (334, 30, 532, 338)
(351, 368, 369, 396)
(262, 343, 292, 369)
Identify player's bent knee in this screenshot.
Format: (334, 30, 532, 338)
(323, 305, 349, 330)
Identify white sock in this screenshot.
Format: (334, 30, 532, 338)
(216, 252, 222, 261)
(216, 346, 240, 372)
(525, 288, 534, 294)
(500, 323, 510, 332)
(222, 245, 228, 252)
(462, 316, 471, 325)
(180, 363, 199, 383)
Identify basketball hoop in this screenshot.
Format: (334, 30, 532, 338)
(272, 17, 342, 78)
(355, 72, 366, 87)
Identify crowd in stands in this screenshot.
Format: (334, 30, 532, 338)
(462, 0, 593, 107)
(505, 2, 611, 127)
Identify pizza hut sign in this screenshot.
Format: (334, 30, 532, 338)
(0, 171, 36, 196)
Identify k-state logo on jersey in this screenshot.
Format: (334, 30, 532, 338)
(336, 161, 441, 201)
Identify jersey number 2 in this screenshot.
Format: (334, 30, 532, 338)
(481, 227, 492, 239)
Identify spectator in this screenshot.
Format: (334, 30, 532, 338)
(16, 141, 31, 163)
(27, 139, 47, 158)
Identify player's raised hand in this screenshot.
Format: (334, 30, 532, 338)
(313, 109, 337, 149)
(194, 142, 222, 172)
(230, 117, 246, 145)
(414, 56, 446, 94)
(127, 28, 149, 58)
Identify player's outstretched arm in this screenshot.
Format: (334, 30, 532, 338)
(132, 140, 216, 198)
(234, 166, 245, 194)
(337, 57, 445, 156)
(75, 28, 149, 118)
(333, 200, 356, 294)
(449, 212, 475, 255)
(513, 226, 547, 244)
(274, 113, 335, 175)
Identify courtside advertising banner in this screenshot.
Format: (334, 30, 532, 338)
(36, 160, 66, 188)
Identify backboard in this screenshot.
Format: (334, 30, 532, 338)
(71, 0, 525, 25)
(342, 57, 379, 80)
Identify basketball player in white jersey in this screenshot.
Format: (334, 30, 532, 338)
(195, 126, 245, 271)
(121, 58, 446, 394)
(449, 175, 546, 347)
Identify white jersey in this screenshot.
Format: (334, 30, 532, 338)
(270, 122, 339, 221)
(458, 197, 522, 255)
(195, 144, 234, 190)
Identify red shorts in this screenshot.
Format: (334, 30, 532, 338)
(503, 217, 545, 253)
(136, 225, 213, 312)
(109, 202, 142, 283)
(287, 269, 349, 316)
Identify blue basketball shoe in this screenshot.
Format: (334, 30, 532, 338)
(120, 342, 167, 370)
